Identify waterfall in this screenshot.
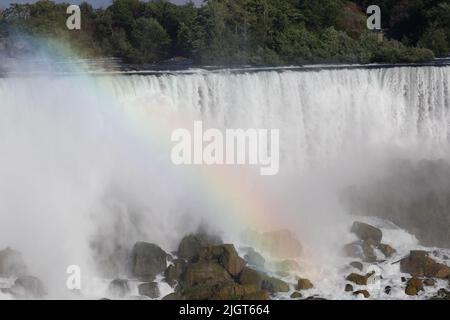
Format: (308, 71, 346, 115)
(102, 66, 450, 167)
(0, 65, 449, 297)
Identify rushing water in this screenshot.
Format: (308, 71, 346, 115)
(0, 65, 449, 298)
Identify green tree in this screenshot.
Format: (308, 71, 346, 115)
(418, 28, 449, 57)
(132, 17, 171, 63)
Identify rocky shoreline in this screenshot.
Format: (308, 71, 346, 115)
(1, 221, 450, 300)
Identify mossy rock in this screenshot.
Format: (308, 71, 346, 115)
(243, 290, 270, 300)
(164, 259, 187, 287)
(138, 282, 160, 299)
(108, 279, 130, 298)
(346, 273, 369, 285)
(297, 278, 314, 290)
(131, 242, 167, 280)
(182, 260, 233, 287)
(351, 221, 382, 245)
(239, 267, 264, 286)
(177, 233, 222, 260)
(174, 282, 261, 300)
(405, 277, 423, 296)
(197, 244, 246, 277)
(243, 247, 266, 268)
(261, 277, 290, 293)
(400, 250, 450, 278)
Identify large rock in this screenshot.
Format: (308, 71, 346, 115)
(378, 243, 396, 258)
(238, 267, 264, 287)
(400, 250, 450, 278)
(108, 279, 130, 298)
(297, 278, 314, 290)
(423, 278, 436, 286)
(198, 244, 246, 277)
(351, 222, 382, 245)
(182, 260, 233, 287)
(353, 290, 370, 298)
(343, 241, 377, 262)
(432, 288, 450, 300)
(0, 247, 27, 277)
(405, 277, 423, 296)
(131, 242, 167, 280)
(346, 273, 369, 285)
(243, 290, 270, 300)
(170, 282, 265, 300)
(261, 277, 290, 293)
(177, 233, 222, 260)
(164, 259, 187, 287)
(242, 247, 265, 268)
(138, 282, 160, 299)
(350, 261, 363, 271)
(9, 275, 46, 298)
(212, 283, 260, 300)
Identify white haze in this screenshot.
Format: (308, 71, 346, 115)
(0, 54, 449, 298)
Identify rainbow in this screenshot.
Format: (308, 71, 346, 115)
(27, 37, 287, 235)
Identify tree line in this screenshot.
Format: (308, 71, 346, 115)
(0, 0, 449, 66)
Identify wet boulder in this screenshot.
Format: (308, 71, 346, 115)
(197, 244, 246, 277)
(350, 261, 363, 271)
(351, 222, 382, 245)
(261, 277, 290, 293)
(242, 247, 265, 268)
(108, 279, 130, 298)
(433, 288, 450, 300)
(291, 291, 302, 299)
(343, 242, 363, 258)
(164, 259, 187, 287)
(400, 250, 450, 278)
(346, 273, 369, 285)
(177, 233, 222, 261)
(343, 241, 376, 262)
(297, 278, 314, 290)
(0, 247, 27, 277)
(353, 290, 370, 298)
(345, 284, 354, 292)
(405, 277, 423, 296)
(9, 275, 46, 299)
(423, 278, 436, 286)
(212, 283, 260, 300)
(131, 242, 167, 280)
(238, 267, 264, 287)
(182, 260, 233, 287)
(138, 282, 160, 299)
(242, 290, 270, 300)
(378, 243, 396, 258)
(172, 282, 265, 300)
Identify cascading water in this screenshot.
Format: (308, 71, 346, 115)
(0, 65, 449, 299)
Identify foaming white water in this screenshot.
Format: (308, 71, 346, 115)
(0, 66, 449, 298)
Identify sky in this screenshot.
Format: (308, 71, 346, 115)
(0, 0, 204, 9)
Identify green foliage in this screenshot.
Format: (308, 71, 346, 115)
(0, 0, 446, 64)
(418, 28, 449, 57)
